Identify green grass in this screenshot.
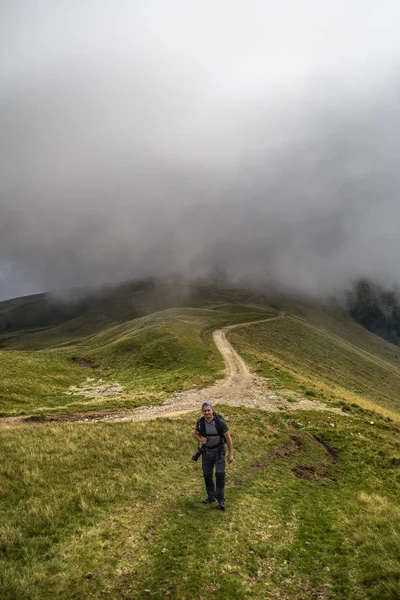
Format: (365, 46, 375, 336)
(228, 316, 400, 417)
(283, 300, 400, 368)
(0, 351, 86, 415)
(0, 307, 274, 417)
(1, 285, 400, 598)
(0, 407, 399, 599)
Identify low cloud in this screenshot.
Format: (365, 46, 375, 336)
(1, 1, 400, 300)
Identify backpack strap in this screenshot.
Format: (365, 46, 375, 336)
(199, 416, 206, 438)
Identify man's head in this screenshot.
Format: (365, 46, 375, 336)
(202, 402, 214, 422)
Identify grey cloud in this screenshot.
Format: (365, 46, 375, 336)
(1, 1, 400, 300)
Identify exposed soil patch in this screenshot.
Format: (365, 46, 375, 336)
(272, 435, 302, 458)
(72, 357, 94, 368)
(251, 432, 339, 480)
(251, 435, 302, 470)
(232, 479, 244, 486)
(309, 433, 340, 460)
(23, 410, 124, 424)
(292, 464, 331, 480)
(291, 433, 339, 482)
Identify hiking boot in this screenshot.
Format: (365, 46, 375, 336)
(217, 500, 226, 510)
(202, 497, 216, 504)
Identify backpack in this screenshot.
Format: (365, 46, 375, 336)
(199, 414, 227, 446)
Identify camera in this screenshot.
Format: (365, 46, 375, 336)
(192, 446, 205, 461)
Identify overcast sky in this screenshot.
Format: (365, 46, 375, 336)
(1, 1, 400, 301)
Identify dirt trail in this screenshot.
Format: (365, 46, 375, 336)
(0, 317, 344, 427)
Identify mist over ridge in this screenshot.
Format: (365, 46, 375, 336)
(1, 1, 400, 301)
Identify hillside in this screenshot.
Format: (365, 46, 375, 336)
(0, 282, 399, 599)
(0, 279, 271, 340)
(0, 305, 275, 417)
(228, 316, 400, 418)
(268, 294, 400, 368)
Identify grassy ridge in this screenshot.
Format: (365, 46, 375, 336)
(0, 307, 274, 417)
(0, 280, 271, 342)
(0, 408, 399, 599)
(228, 317, 400, 417)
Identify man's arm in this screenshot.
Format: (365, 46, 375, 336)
(194, 429, 207, 444)
(224, 432, 233, 464)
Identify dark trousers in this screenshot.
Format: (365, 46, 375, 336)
(202, 448, 226, 500)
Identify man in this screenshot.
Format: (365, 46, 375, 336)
(193, 402, 233, 510)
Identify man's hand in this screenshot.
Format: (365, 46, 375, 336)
(224, 432, 233, 464)
(194, 430, 207, 445)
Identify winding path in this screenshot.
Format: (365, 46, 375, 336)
(0, 317, 343, 427)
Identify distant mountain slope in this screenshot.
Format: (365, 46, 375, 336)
(0, 278, 269, 343)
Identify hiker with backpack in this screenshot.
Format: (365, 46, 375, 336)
(193, 402, 233, 510)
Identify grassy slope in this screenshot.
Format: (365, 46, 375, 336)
(1, 287, 400, 598)
(228, 316, 400, 419)
(0, 351, 87, 415)
(275, 298, 400, 368)
(0, 408, 399, 600)
(0, 306, 274, 417)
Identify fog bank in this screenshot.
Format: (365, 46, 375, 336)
(1, 1, 400, 300)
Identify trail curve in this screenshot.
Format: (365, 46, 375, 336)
(0, 317, 344, 427)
